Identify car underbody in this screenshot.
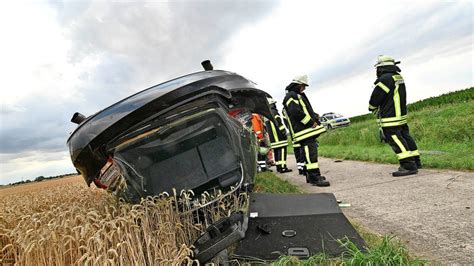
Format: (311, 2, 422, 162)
(67, 65, 364, 263)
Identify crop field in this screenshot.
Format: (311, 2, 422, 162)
(0, 176, 248, 265)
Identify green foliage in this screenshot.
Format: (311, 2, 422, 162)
(318, 88, 474, 170)
(408, 87, 474, 112)
(272, 236, 425, 265)
(339, 236, 425, 265)
(254, 171, 301, 193)
(34, 176, 45, 182)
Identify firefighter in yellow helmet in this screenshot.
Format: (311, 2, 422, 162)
(369, 55, 421, 176)
(282, 75, 329, 186)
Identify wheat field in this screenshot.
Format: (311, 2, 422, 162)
(0, 176, 248, 265)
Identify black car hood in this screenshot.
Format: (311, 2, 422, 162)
(67, 70, 273, 186)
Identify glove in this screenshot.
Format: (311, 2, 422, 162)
(368, 105, 378, 115)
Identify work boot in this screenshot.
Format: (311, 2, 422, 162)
(307, 173, 330, 186)
(276, 165, 283, 173)
(414, 157, 422, 169)
(392, 166, 418, 177)
(302, 167, 307, 176)
(415, 161, 422, 169)
(280, 167, 293, 173)
(313, 175, 330, 187)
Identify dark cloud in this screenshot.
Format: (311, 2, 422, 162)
(0, 96, 77, 154)
(1, 1, 277, 160)
(56, 1, 277, 82)
(311, 2, 472, 87)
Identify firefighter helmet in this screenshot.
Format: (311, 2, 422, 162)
(374, 55, 400, 68)
(267, 97, 277, 105)
(292, 75, 309, 86)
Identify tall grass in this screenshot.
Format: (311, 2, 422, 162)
(272, 236, 425, 265)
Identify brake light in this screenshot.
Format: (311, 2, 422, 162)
(96, 157, 123, 191)
(227, 109, 243, 117)
(93, 178, 108, 189)
(228, 109, 251, 126)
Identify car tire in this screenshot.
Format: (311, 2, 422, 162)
(327, 124, 332, 130)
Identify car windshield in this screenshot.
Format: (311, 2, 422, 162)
(325, 114, 343, 119)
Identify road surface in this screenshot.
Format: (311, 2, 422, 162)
(275, 155, 474, 264)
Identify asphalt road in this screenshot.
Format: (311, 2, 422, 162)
(274, 155, 474, 265)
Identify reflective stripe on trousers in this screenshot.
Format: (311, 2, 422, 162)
(303, 143, 319, 170)
(274, 147, 287, 166)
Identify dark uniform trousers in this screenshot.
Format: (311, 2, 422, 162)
(293, 144, 306, 172)
(273, 146, 288, 168)
(299, 137, 321, 175)
(383, 124, 420, 170)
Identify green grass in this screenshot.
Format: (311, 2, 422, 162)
(272, 236, 425, 265)
(318, 87, 474, 170)
(269, 221, 426, 265)
(252, 172, 426, 265)
(350, 87, 474, 123)
(254, 171, 301, 193)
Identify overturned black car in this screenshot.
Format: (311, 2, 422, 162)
(67, 65, 274, 202)
(67, 63, 365, 263)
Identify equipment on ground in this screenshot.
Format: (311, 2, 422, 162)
(233, 193, 365, 261)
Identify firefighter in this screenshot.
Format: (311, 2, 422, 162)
(251, 113, 270, 172)
(265, 98, 292, 173)
(283, 75, 330, 186)
(282, 100, 306, 176)
(369, 55, 422, 176)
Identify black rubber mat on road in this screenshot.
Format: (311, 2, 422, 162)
(248, 193, 341, 217)
(233, 193, 365, 261)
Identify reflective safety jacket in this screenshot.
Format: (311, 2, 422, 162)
(251, 113, 265, 140)
(283, 88, 326, 143)
(282, 108, 300, 148)
(264, 108, 288, 149)
(369, 65, 408, 127)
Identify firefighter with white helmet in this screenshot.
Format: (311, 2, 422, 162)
(265, 97, 292, 173)
(369, 55, 421, 176)
(282, 75, 330, 186)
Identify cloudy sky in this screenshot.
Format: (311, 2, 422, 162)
(0, 0, 472, 184)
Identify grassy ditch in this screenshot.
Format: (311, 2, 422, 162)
(317, 87, 474, 170)
(252, 171, 426, 265)
(272, 235, 425, 265)
(254, 171, 301, 193)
